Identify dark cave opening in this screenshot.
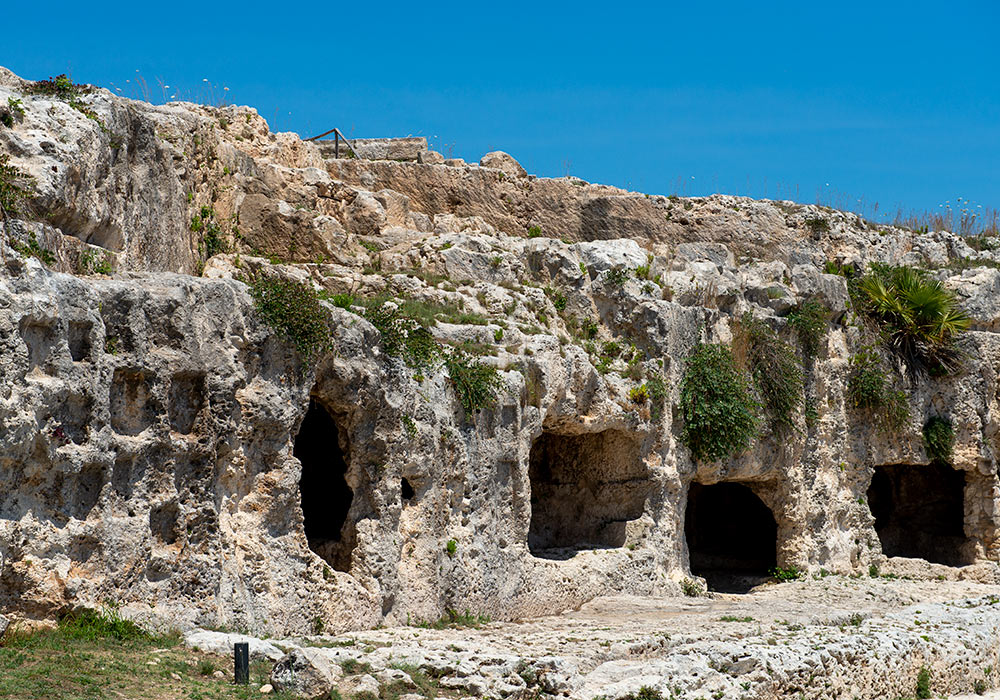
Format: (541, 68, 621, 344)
(685, 481, 778, 593)
(294, 398, 355, 572)
(527, 429, 649, 559)
(867, 463, 969, 566)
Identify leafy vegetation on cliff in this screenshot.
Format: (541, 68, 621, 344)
(923, 415, 955, 464)
(679, 342, 759, 462)
(847, 347, 910, 431)
(249, 275, 333, 364)
(736, 314, 804, 434)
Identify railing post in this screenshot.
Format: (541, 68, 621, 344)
(234, 642, 249, 684)
(335, 132, 339, 159)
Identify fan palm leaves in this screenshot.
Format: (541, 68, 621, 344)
(853, 264, 970, 375)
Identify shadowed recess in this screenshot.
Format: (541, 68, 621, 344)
(868, 463, 970, 566)
(686, 481, 777, 593)
(294, 398, 354, 572)
(528, 429, 650, 559)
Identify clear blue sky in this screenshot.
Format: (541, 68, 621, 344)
(5, 1, 998, 220)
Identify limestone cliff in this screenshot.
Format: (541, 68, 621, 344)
(2, 67, 999, 636)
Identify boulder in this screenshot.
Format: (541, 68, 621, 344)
(270, 647, 344, 699)
(479, 151, 527, 178)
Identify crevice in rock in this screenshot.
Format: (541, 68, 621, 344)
(110, 368, 156, 435)
(528, 428, 650, 559)
(20, 318, 58, 372)
(685, 481, 777, 593)
(67, 321, 92, 362)
(294, 398, 355, 573)
(868, 463, 971, 566)
(168, 372, 206, 434)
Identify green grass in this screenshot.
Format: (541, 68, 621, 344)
(0, 608, 296, 700)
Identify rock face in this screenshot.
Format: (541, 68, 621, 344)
(2, 66, 1000, 640)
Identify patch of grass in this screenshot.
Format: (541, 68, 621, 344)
(544, 286, 567, 311)
(617, 687, 663, 700)
(645, 374, 668, 419)
(443, 350, 504, 416)
(847, 347, 910, 432)
(769, 566, 803, 582)
(679, 342, 759, 462)
(526, 225, 543, 238)
(923, 415, 954, 465)
(249, 274, 334, 364)
(851, 263, 970, 376)
(736, 314, 803, 434)
(411, 608, 490, 630)
(787, 298, 829, 358)
(719, 615, 754, 622)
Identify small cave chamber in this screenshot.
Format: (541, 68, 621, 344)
(527, 429, 650, 559)
(867, 463, 970, 566)
(293, 398, 356, 572)
(685, 481, 778, 593)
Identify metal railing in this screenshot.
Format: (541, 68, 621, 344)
(304, 127, 360, 159)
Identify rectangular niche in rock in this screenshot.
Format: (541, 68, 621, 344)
(867, 463, 971, 566)
(293, 398, 356, 573)
(685, 481, 777, 593)
(528, 429, 650, 559)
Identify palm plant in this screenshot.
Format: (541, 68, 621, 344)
(852, 264, 970, 375)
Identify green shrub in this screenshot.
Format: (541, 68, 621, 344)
(679, 343, 759, 462)
(0, 153, 33, 220)
(364, 302, 438, 369)
(603, 266, 629, 287)
(77, 249, 112, 275)
(787, 299, 829, 358)
(847, 347, 910, 432)
(645, 375, 668, 419)
(923, 415, 955, 464)
(805, 217, 830, 234)
(851, 264, 970, 375)
(544, 286, 567, 311)
(737, 314, 803, 433)
(628, 385, 648, 404)
(526, 225, 543, 238)
(10, 232, 56, 266)
(249, 275, 333, 364)
(445, 539, 458, 557)
(328, 293, 355, 309)
(444, 350, 503, 415)
(916, 666, 931, 699)
(191, 206, 227, 260)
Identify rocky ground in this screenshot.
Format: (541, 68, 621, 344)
(181, 576, 1000, 700)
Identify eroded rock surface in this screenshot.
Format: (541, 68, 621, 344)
(2, 66, 1000, 680)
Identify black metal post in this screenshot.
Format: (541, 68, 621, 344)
(335, 132, 340, 158)
(234, 642, 249, 684)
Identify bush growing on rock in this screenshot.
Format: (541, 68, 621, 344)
(443, 350, 503, 416)
(249, 274, 334, 364)
(679, 343, 759, 462)
(736, 314, 804, 434)
(787, 298, 829, 358)
(851, 264, 970, 376)
(847, 347, 910, 432)
(923, 415, 955, 465)
(0, 153, 34, 221)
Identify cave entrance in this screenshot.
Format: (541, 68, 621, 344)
(867, 463, 969, 566)
(528, 429, 649, 559)
(685, 482, 777, 593)
(294, 398, 355, 572)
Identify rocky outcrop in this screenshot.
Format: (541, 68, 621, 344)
(2, 67, 1000, 643)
